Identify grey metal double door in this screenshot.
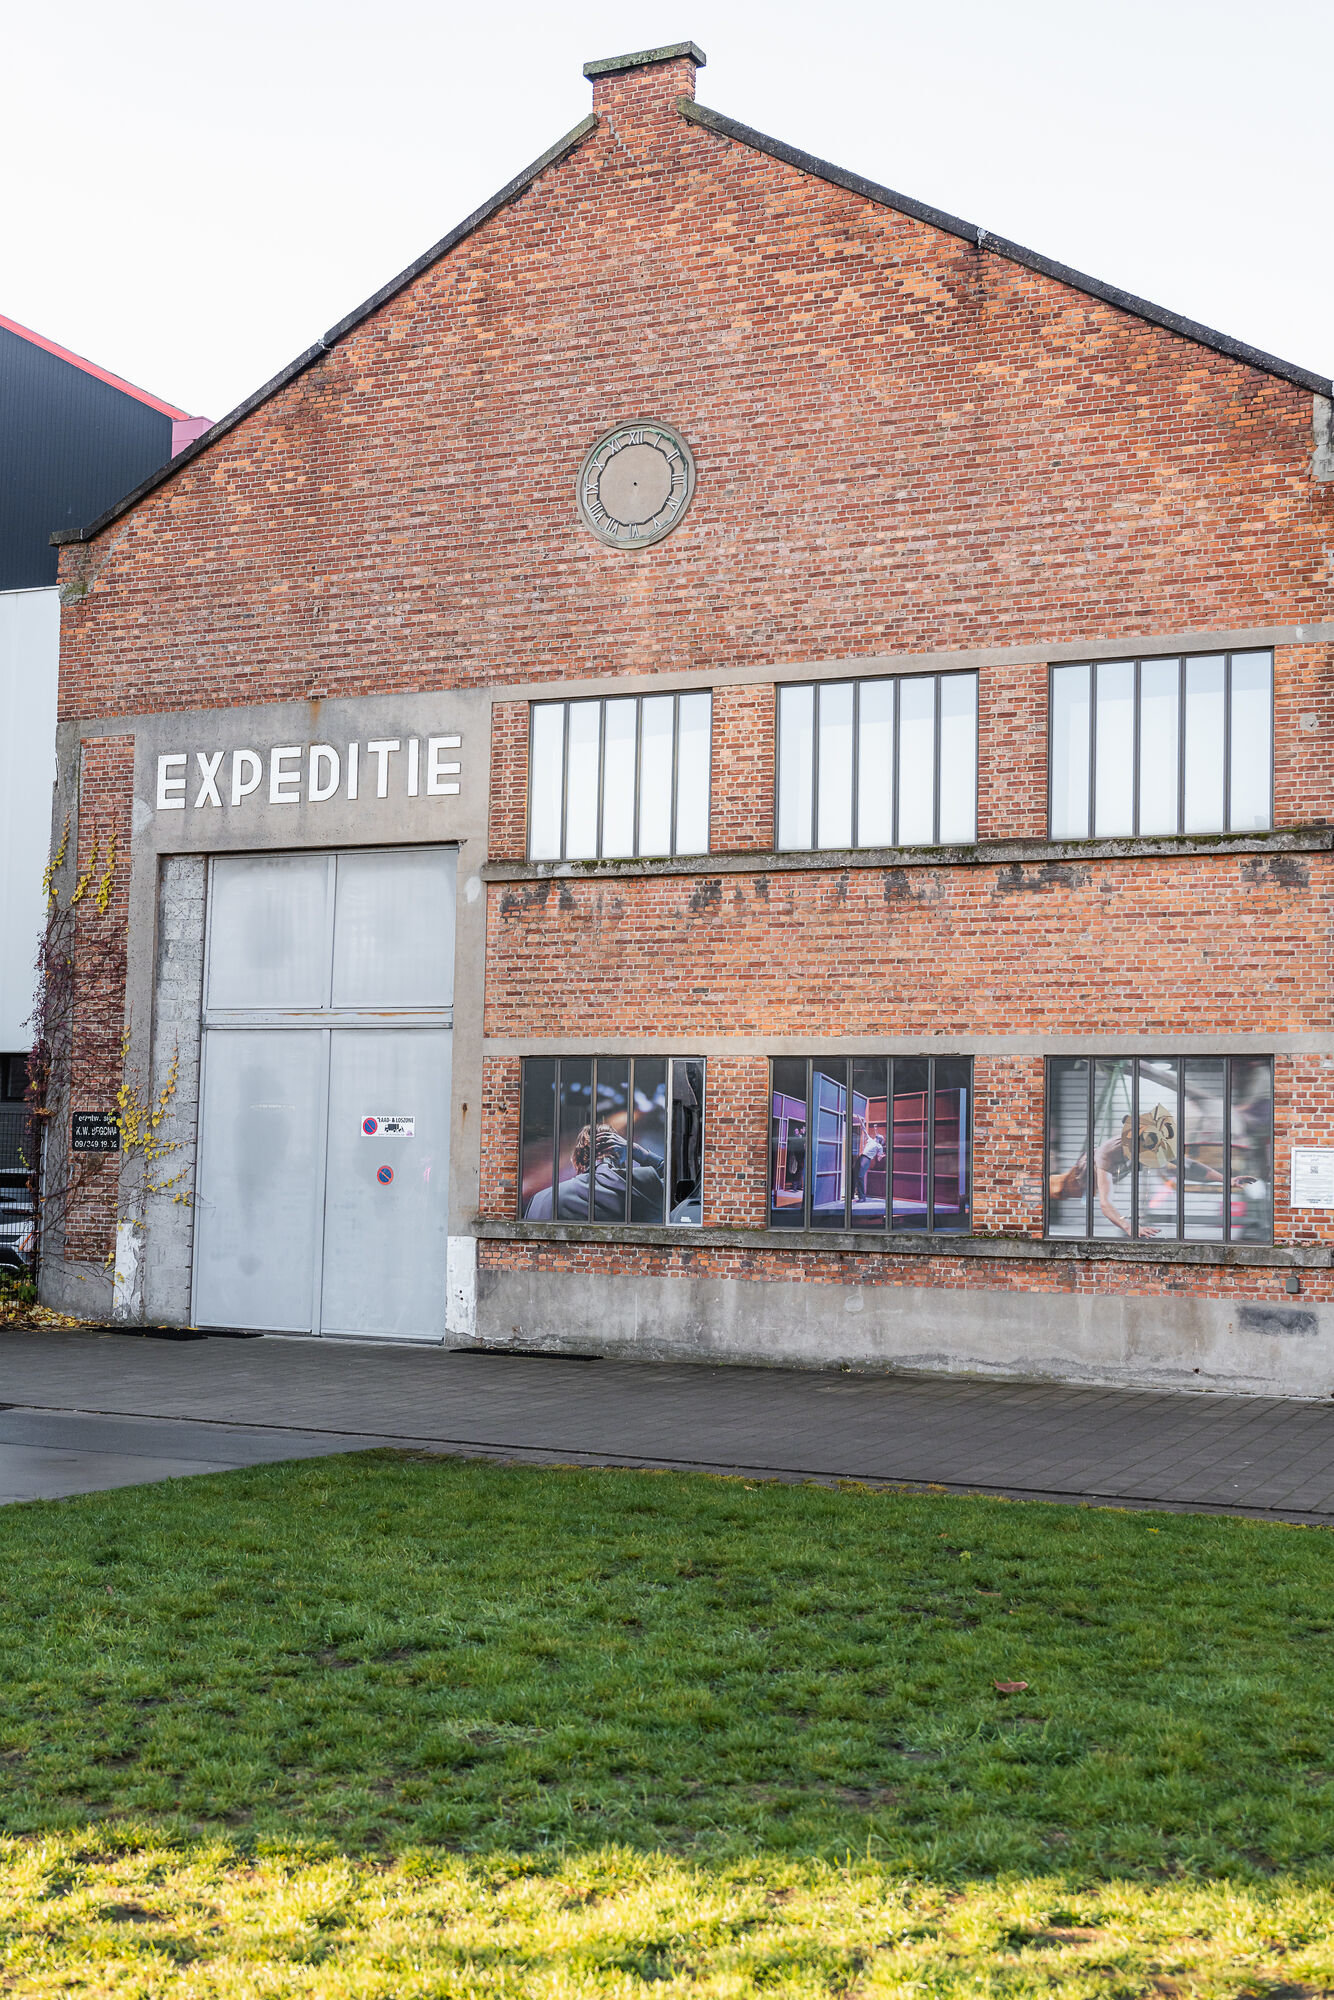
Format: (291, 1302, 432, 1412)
(192, 848, 455, 1338)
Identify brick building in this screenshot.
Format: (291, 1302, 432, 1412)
(43, 43, 1334, 1392)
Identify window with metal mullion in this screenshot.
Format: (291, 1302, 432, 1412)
(1176, 1061, 1185, 1242)
(1175, 656, 1187, 837)
(1086, 1058, 1095, 1239)
(559, 702, 571, 863)
(595, 703, 606, 861)
(633, 698, 643, 859)
(1129, 1056, 1139, 1239)
(1088, 661, 1098, 839)
(850, 679, 861, 854)
(1223, 655, 1233, 834)
(932, 678, 941, 848)
(1222, 1057, 1233, 1244)
(892, 676, 901, 849)
(1131, 659, 1141, 838)
(669, 694, 680, 858)
(926, 1056, 937, 1232)
(811, 693, 821, 852)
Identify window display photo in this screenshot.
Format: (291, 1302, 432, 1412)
(1045, 1055, 1273, 1242)
(519, 1056, 705, 1225)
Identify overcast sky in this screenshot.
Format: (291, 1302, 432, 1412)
(4, 0, 1328, 421)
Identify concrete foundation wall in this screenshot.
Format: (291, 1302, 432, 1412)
(477, 1264, 1334, 1399)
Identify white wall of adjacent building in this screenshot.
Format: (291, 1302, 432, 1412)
(0, 587, 59, 1055)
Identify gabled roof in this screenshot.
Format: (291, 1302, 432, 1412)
(52, 83, 1332, 549)
(2, 311, 191, 419)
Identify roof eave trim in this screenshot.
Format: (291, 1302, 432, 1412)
(678, 99, 1333, 399)
(51, 111, 601, 548)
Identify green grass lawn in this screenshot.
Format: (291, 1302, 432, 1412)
(2, 1452, 1333, 1995)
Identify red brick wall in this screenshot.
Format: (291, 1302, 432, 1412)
(710, 684, 775, 852)
(486, 855, 1327, 1042)
(55, 63, 1330, 722)
(63, 736, 133, 1263)
(488, 703, 528, 860)
(478, 1235, 1332, 1304)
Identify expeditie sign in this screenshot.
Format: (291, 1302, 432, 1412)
(154, 735, 461, 813)
(72, 1111, 120, 1153)
(361, 1115, 414, 1139)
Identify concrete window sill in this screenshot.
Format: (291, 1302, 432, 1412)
(482, 827, 1332, 882)
(476, 1219, 1331, 1270)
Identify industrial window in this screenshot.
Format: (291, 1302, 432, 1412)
(775, 672, 978, 852)
(1049, 651, 1272, 839)
(1045, 1056, 1274, 1243)
(528, 693, 711, 860)
(519, 1056, 705, 1224)
(769, 1056, 972, 1232)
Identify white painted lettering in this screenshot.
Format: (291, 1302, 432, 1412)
(367, 739, 400, 798)
(406, 736, 420, 797)
(230, 749, 262, 806)
(309, 744, 340, 802)
(193, 750, 224, 808)
(156, 753, 187, 810)
(427, 735, 462, 796)
(346, 742, 359, 800)
(269, 745, 302, 805)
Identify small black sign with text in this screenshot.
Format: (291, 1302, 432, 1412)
(72, 1112, 120, 1154)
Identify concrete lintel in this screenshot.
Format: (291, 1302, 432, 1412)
(485, 826, 1334, 885)
(481, 1032, 1334, 1057)
(476, 1219, 1331, 1270)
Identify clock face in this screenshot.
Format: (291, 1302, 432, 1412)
(577, 422, 695, 549)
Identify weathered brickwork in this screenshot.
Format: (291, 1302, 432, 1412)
(710, 685, 775, 852)
(478, 1237, 1334, 1304)
(485, 856, 1330, 1042)
(56, 59, 1330, 722)
(488, 702, 529, 860)
(63, 736, 133, 1263)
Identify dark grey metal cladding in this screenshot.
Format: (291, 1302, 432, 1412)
(0, 325, 174, 588)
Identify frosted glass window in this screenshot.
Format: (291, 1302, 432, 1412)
(778, 672, 976, 852)
(638, 696, 675, 857)
(776, 684, 814, 850)
(1093, 660, 1135, 837)
(1137, 658, 1180, 837)
(331, 850, 455, 1009)
(1229, 653, 1273, 832)
(675, 692, 712, 855)
(206, 852, 332, 1010)
(1049, 651, 1270, 837)
(564, 701, 601, 860)
(856, 680, 895, 847)
(1049, 665, 1090, 838)
(1183, 656, 1226, 833)
(816, 683, 854, 850)
(897, 677, 936, 846)
(528, 704, 565, 861)
(526, 692, 713, 860)
(938, 674, 978, 843)
(601, 699, 637, 858)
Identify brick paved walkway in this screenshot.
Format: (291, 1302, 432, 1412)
(3, 1327, 1334, 1517)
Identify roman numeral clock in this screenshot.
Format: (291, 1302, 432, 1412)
(577, 422, 696, 548)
